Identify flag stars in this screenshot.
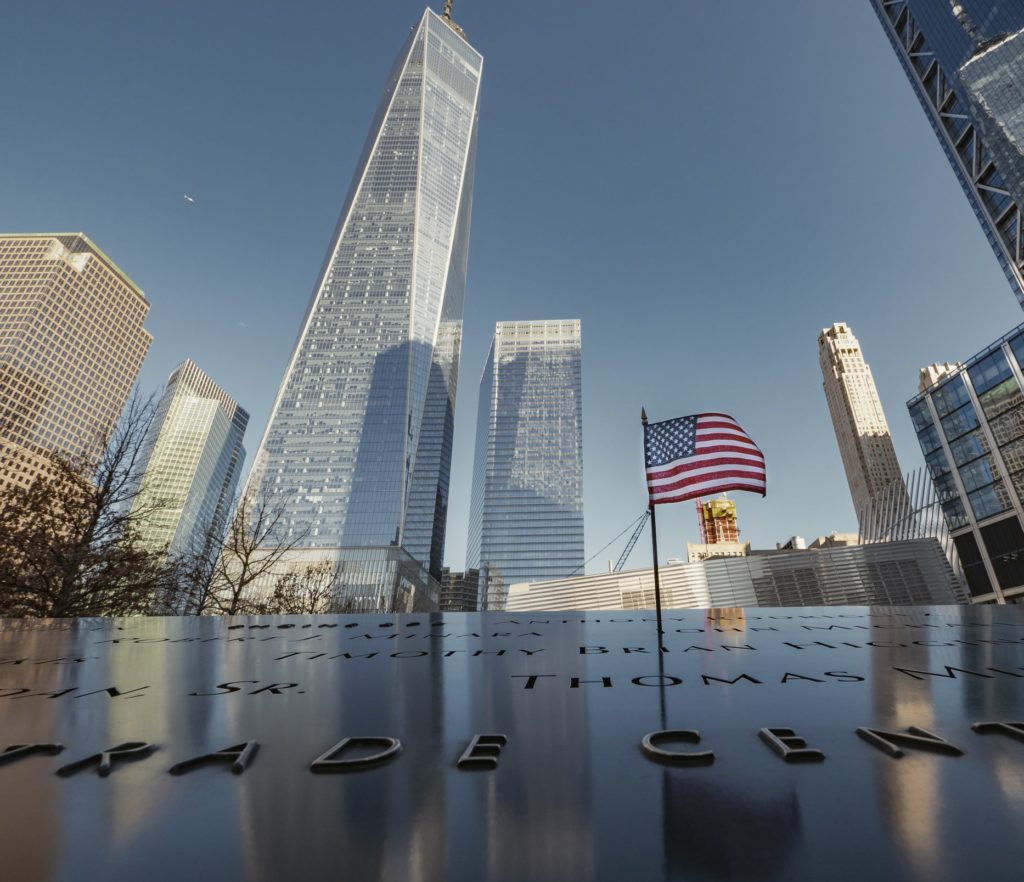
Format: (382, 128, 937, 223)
(645, 416, 697, 466)
(643, 413, 765, 503)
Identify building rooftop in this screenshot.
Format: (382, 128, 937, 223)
(1, 232, 148, 304)
(908, 319, 1024, 404)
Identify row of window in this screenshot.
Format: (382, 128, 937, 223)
(914, 332, 1024, 530)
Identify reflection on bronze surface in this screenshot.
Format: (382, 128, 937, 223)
(869, 611, 941, 880)
(3, 608, 1024, 879)
(662, 778, 801, 880)
(0, 628, 60, 880)
(706, 607, 746, 629)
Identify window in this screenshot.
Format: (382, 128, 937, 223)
(932, 377, 971, 417)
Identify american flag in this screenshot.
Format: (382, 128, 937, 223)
(644, 413, 766, 505)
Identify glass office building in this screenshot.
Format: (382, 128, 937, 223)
(467, 320, 584, 610)
(870, 1, 1024, 306)
(245, 8, 482, 608)
(908, 323, 1024, 603)
(132, 360, 248, 562)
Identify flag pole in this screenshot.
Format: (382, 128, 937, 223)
(641, 408, 664, 648)
(649, 502, 664, 648)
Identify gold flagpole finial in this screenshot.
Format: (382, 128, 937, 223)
(641, 407, 648, 425)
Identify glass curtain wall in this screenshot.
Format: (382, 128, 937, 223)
(870, 0, 1024, 306)
(467, 320, 584, 610)
(909, 324, 1024, 602)
(245, 9, 482, 590)
(132, 360, 248, 561)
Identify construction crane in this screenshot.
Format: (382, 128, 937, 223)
(569, 510, 651, 577)
(614, 510, 650, 572)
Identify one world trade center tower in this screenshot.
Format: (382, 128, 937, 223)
(247, 6, 481, 610)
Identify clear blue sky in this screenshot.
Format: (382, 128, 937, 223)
(2, 1, 1022, 571)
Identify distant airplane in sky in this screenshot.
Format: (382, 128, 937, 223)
(183, 194, 196, 204)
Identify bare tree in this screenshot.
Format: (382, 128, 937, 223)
(261, 559, 341, 614)
(0, 392, 179, 617)
(175, 490, 311, 616)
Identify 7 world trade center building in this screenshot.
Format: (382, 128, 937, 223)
(244, 6, 482, 610)
(467, 321, 585, 611)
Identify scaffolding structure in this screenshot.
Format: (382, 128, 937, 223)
(697, 497, 740, 544)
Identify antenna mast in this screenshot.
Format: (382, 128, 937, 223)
(949, 1, 982, 48)
(440, 0, 467, 39)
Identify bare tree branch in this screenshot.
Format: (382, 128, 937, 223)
(0, 389, 182, 617)
(172, 489, 312, 616)
(260, 560, 341, 615)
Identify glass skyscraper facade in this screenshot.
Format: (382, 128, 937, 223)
(245, 8, 482, 609)
(908, 324, 1024, 603)
(467, 320, 584, 610)
(870, 1, 1024, 306)
(132, 360, 248, 562)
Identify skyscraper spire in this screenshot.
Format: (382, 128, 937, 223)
(949, 1, 982, 48)
(818, 322, 907, 530)
(244, 9, 482, 607)
(441, 0, 467, 39)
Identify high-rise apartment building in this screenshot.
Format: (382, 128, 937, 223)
(439, 567, 480, 612)
(909, 324, 1024, 603)
(467, 320, 584, 610)
(819, 322, 905, 525)
(697, 497, 740, 543)
(244, 7, 482, 611)
(0, 233, 151, 491)
(686, 497, 749, 563)
(870, 1, 1024, 306)
(132, 360, 248, 562)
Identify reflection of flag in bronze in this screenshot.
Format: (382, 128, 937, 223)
(644, 413, 766, 505)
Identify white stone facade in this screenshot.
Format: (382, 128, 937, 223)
(818, 322, 904, 526)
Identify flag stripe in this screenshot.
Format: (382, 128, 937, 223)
(696, 420, 742, 431)
(653, 444, 766, 464)
(696, 431, 758, 445)
(643, 412, 766, 507)
(650, 477, 767, 499)
(695, 444, 765, 458)
(648, 466, 766, 492)
(650, 480, 766, 503)
(648, 467, 766, 494)
(651, 454, 765, 481)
